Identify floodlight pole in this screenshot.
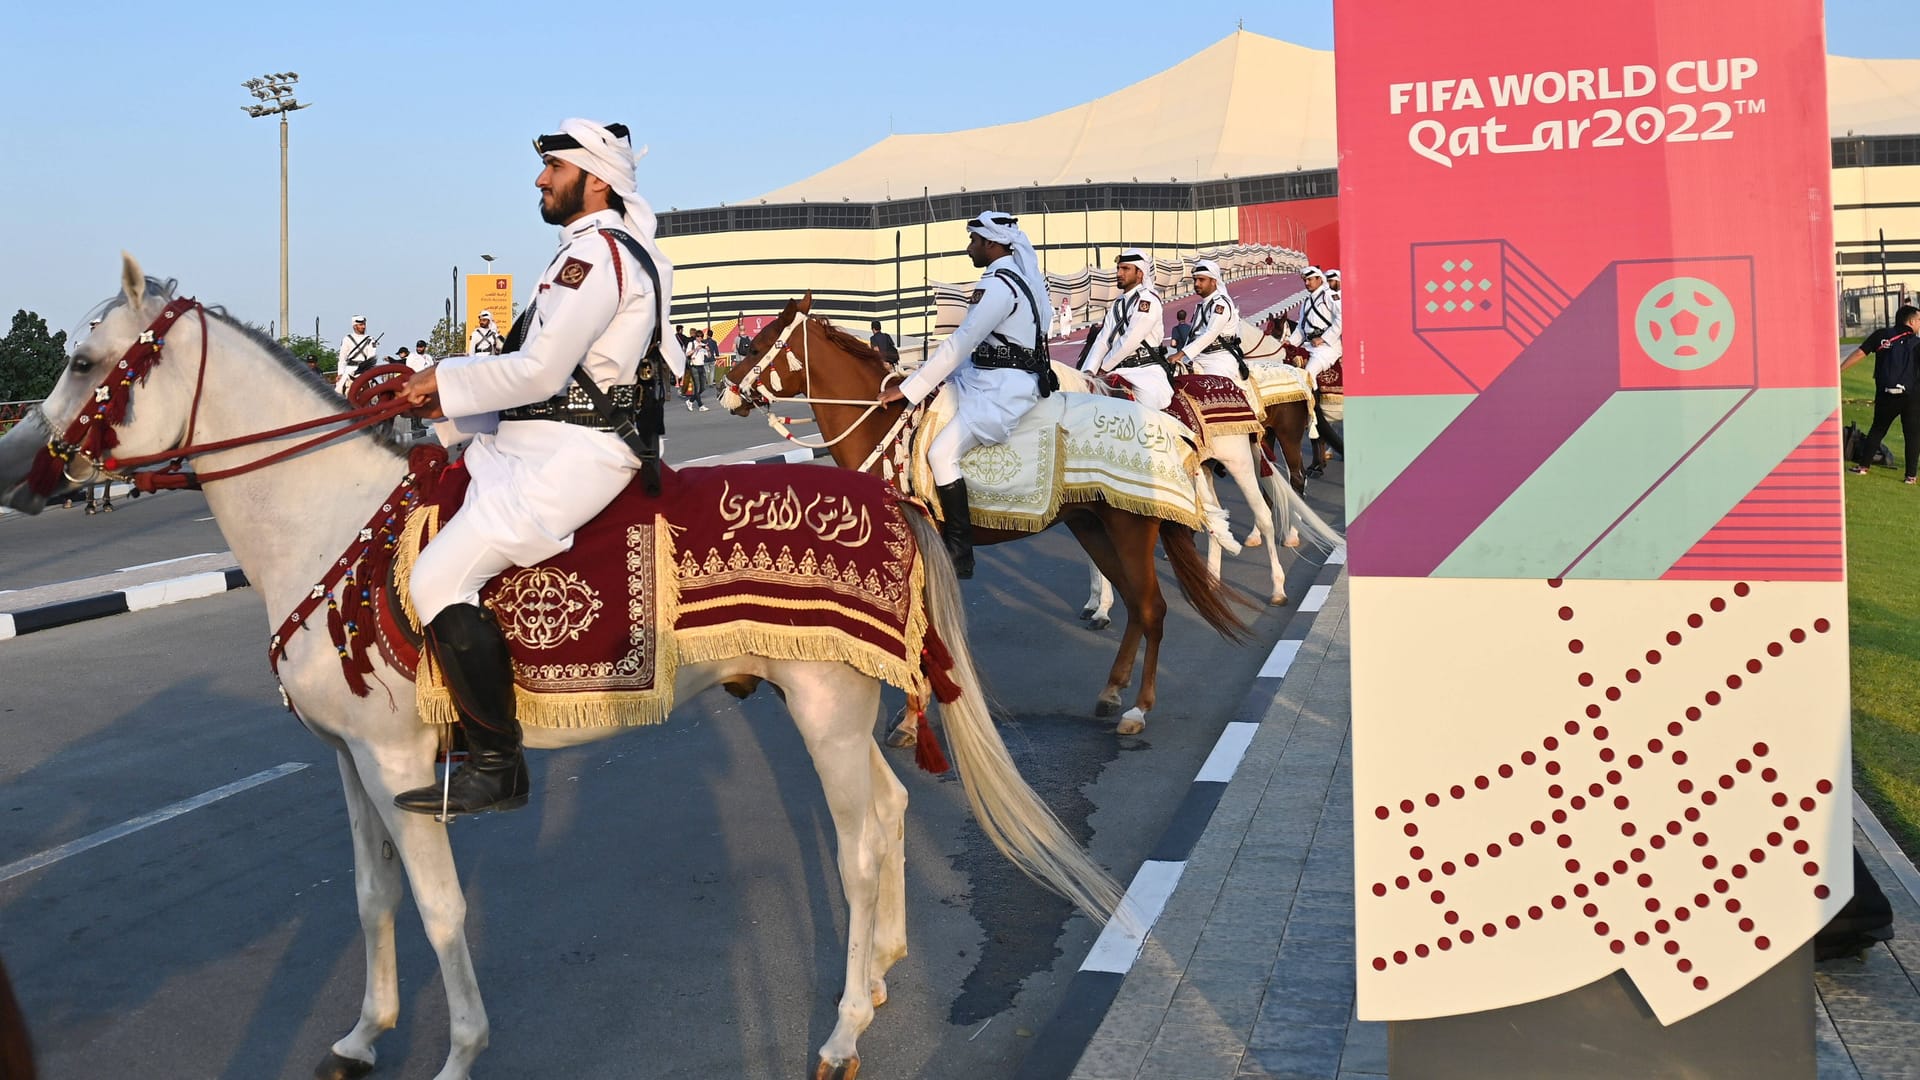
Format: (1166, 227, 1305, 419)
(242, 73, 309, 343)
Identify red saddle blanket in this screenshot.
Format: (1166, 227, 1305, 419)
(1169, 373, 1264, 446)
(381, 461, 936, 730)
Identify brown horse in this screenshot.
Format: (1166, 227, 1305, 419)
(1240, 313, 1316, 499)
(722, 296, 1250, 736)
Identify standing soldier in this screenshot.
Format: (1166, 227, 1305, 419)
(468, 310, 502, 356)
(879, 211, 1054, 578)
(335, 316, 377, 394)
(1167, 259, 1244, 381)
(392, 118, 685, 815)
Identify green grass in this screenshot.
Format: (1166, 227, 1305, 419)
(1840, 364, 1920, 859)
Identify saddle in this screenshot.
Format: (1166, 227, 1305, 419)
(905, 382, 1205, 534)
(368, 460, 943, 731)
(1244, 360, 1317, 411)
(1168, 374, 1265, 451)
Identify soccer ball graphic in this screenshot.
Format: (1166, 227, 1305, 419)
(1634, 277, 1735, 371)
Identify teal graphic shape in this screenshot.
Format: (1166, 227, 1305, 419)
(1344, 394, 1475, 521)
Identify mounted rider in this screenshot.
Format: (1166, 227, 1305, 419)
(879, 211, 1054, 579)
(335, 316, 377, 395)
(393, 118, 686, 816)
(1308, 269, 1346, 477)
(1288, 265, 1342, 379)
(1166, 259, 1245, 381)
(1082, 249, 1172, 410)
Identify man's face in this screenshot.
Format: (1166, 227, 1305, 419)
(1305, 274, 1324, 291)
(538, 156, 590, 225)
(1116, 263, 1142, 290)
(966, 235, 992, 268)
(479, 315, 491, 327)
(1330, 278, 1342, 294)
(353, 320, 366, 335)
(1193, 275, 1216, 297)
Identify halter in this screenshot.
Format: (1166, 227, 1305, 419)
(24, 298, 416, 497)
(721, 308, 918, 481)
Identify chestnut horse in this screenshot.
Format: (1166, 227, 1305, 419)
(722, 297, 1251, 736)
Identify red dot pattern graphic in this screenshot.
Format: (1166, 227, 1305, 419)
(1364, 582, 1841, 993)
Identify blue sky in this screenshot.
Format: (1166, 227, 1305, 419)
(0, 0, 1910, 351)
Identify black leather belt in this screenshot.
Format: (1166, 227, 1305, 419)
(1116, 345, 1169, 370)
(499, 381, 641, 425)
(971, 343, 1048, 375)
(1200, 336, 1242, 354)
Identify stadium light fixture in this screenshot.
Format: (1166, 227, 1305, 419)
(239, 71, 310, 343)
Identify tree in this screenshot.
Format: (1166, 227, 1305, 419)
(0, 310, 67, 402)
(284, 334, 334, 374)
(427, 315, 466, 360)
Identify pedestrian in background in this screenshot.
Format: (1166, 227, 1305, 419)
(1171, 308, 1194, 351)
(870, 320, 900, 367)
(1846, 304, 1920, 483)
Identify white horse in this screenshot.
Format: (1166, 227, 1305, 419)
(0, 257, 1121, 1080)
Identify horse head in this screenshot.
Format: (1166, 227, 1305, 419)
(0, 254, 201, 513)
(721, 293, 813, 415)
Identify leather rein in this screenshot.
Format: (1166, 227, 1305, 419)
(721, 309, 918, 480)
(27, 297, 416, 497)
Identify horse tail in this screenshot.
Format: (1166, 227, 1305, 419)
(1161, 523, 1254, 643)
(1268, 469, 1344, 556)
(907, 510, 1124, 926)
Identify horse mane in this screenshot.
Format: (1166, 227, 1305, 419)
(813, 319, 893, 374)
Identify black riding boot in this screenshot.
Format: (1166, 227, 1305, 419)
(933, 479, 976, 579)
(394, 604, 530, 816)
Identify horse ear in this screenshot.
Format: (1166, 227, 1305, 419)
(799, 292, 813, 313)
(121, 252, 146, 312)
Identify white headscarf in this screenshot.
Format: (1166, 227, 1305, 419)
(967, 212, 1050, 341)
(1192, 259, 1222, 282)
(544, 118, 686, 376)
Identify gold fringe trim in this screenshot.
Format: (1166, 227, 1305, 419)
(1060, 486, 1205, 531)
(392, 503, 440, 632)
(1199, 419, 1266, 439)
(1257, 389, 1311, 407)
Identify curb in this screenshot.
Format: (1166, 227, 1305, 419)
(1015, 549, 1349, 1080)
(0, 568, 250, 642)
(0, 445, 829, 643)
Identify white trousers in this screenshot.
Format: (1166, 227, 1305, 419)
(1192, 350, 1243, 381)
(929, 421, 982, 487)
(410, 422, 638, 625)
(1107, 364, 1173, 411)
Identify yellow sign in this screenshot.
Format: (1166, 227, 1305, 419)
(465, 274, 513, 353)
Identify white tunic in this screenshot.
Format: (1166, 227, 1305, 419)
(1083, 283, 1171, 411)
(430, 208, 659, 568)
(468, 322, 503, 356)
(1180, 287, 1243, 381)
(335, 330, 378, 393)
(1289, 284, 1343, 378)
(899, 254, 1044, 444)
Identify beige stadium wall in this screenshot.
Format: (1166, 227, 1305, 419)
(658, 204, 1243, 335)
(1832, 162, 1920, 328)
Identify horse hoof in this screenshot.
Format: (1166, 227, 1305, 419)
(1244, 531, 1263, 548)
(314, 1051, 375, 1080)
(884, 725, 917, 750)
(871, 976, 889, 1008)
(1093, 697, 1122, 718)
(813, 1056, 861, 1080)
(1270, 594, 1289, 607)
(1284, 528, 1302, 549)
(1080, 606, 1096, 620)
(1116, 708, 1147, 736)
(1088, 615, 1111, 631)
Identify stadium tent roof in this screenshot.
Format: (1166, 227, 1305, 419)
(1829, 54, 1920, 136)
(754, 31, 1920, 205)
(755, 31, 1335, 204)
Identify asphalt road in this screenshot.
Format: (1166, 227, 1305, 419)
(0, 410, 1346, 1079)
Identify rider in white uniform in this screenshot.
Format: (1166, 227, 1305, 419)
(1166, 259, 1243, 381)
(1082, 250, 1171, 410)
(1288, 265, 1342, 378)
(335, 316, 377, 395)
(880, 211, 1052, 578)
(394, 118, 686, 816)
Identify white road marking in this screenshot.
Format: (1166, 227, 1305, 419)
(1326, 546, 1348, 565)
(1300, 584, 1332, 612)
(194, 516, 216, 522)
(122, 571, 231, 612)
(1259, 639, 1302, 679)
(0, 613, 13, 641)
(0, 762, 310, 884)
(1081, 859, 1186, 974)
(1195, 722, 1260, 784)
(116, 552, 217, 573)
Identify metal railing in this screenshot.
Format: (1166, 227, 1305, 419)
(0, 400, 37, 435)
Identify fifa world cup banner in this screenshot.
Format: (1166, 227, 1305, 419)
(1335, 0, 1848, 1024)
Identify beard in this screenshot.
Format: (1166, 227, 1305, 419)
(540, 171, 588, 225)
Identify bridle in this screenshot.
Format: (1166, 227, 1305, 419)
(24, 297, 416, 498)
(720, 308, 919, 481)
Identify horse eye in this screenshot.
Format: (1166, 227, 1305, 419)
(70, 357, 94, 375)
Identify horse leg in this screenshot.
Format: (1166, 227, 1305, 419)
(351, 742, 491, 1080)
(1107, 516, 1167, 734)
(315, 748, 405, 1080)
(1221, 442, 1288, 605)
(1082, 558, 1114, 631)
(1270, 405, 1309, 495)
(1201, 467, 1225, 579)
(1066, 514, 1136, 718)
(866, 740, 910, 1004)
(783, 662, 886, 1080)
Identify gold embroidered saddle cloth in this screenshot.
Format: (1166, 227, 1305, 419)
(907, 380, 1206, 534)
(1245, 361, 1316, 410)
(391, 462, 933, 730)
